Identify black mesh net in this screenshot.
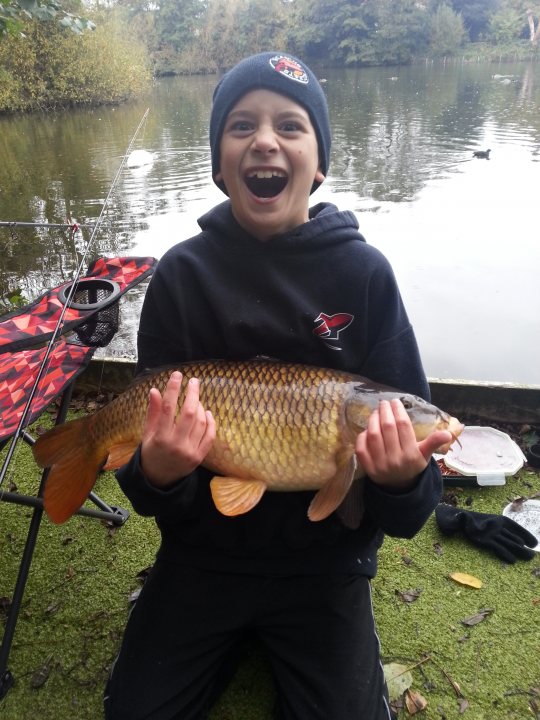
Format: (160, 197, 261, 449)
(68, 281, 120, 347)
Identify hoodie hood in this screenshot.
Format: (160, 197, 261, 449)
(197, 200, 363, 253)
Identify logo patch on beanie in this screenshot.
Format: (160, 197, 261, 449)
(269, 55, 309, 84)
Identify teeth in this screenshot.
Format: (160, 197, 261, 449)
(247, 170, 286, 179)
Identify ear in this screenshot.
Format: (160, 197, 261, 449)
(314, 168, 325, 184)
(215, 171, 223, 182)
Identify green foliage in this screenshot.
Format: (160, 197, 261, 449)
(0, 0, 95, 39)
(1, 0, 538, 109)
(429, 4, 466, 56)
(333, 0, 430, 66)
(449, 0, 500, 41)
(0, 16, 151, 112)
(488, 6, 523, 44)
(155, 0, 206, 52)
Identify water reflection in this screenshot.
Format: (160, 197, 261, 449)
(0, 62, 539, 385)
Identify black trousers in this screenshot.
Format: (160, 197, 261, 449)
(104, 562, 394, 720)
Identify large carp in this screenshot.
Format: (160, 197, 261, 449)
(33, 359, 463, 526)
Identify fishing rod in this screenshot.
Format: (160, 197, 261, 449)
(0, 221, 95, 229)
(0, 107, 150, 489)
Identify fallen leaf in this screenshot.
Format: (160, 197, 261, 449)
(30, 657, 52, 689)
(383, 663, 413, 702)
(449, 572, 482, 589)
(458, 697, 469, 713)
(461, 608, 493, 626)
(405, 689, 428, 714)
(396, 588, 422, 603)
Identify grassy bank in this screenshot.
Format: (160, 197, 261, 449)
(1, 415, 539, 719)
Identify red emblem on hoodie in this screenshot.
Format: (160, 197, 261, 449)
(313, 312, 354, 351)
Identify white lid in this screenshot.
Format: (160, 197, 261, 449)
(443, 426, 526, 477)
(502, 499, 540, 552)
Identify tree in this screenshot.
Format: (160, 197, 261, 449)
(336, 0, 430, 66)
(0, 0, 95, 38)
(449, 0, 501, 40)
(155, 0, 207, 52)
(429, 3, 466, 55)
(488, 5, 522, 43)
(526, 6, 540, 42)
(0, 13, 150, 111)
(488, 0, 540, 44)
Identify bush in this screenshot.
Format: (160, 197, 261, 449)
(0, 17, 152, 113)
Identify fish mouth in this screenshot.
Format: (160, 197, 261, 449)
(244, 169, 288, 198)
(438, 417, 464, 454)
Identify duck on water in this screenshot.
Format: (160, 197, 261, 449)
(473, 149, 491, 159)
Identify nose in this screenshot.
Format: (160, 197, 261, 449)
(251, 123, 278, 154)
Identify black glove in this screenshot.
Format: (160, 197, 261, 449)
(435, 504, 538, 563)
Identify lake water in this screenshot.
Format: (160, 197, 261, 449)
(1, 60, 539, 387)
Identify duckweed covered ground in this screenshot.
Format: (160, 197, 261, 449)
(1, 416, 539, 719)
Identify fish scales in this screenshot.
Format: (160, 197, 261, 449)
(32, 358, 463, 526)
(198, 363, 347, 488)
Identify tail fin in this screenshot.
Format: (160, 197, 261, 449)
(32, 417, 105, 524)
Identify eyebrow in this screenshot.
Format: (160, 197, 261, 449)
(226, 109, 310, 122)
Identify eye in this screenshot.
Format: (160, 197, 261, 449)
(400, 396, 413, 409)
(226, 120, 254, 134)
(279, 120, 301, 132)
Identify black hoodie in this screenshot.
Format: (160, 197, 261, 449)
(116, 201, 442, 576)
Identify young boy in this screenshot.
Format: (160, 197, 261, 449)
(104, 52, 449, 720)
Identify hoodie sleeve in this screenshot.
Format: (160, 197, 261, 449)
(363, 459, 443, 538)
(352, 249, 443, 536)
(116, 447, 199, 517)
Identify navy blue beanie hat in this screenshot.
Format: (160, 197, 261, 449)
(210, 52, 331, 195)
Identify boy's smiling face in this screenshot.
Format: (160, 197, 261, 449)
(215, 89, 325, 241)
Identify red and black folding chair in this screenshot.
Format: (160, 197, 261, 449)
(0, 256, 156, 698)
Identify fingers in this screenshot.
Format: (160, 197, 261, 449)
(358, 399, 416, 461)
(355, 399, 435, 488)
(143, 371, 183, 441)
(417, 430, 453, 461)
(141, 372, 216, 487)
(177, 378, 215, 452)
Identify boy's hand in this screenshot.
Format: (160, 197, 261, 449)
(140, 371, 216, 488)
(355, 399, 452, 491)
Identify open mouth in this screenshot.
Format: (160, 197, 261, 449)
(244, 170, 288, 198)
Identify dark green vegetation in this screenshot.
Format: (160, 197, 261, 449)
(1, 405, 539, 719)
(1, 0, 540, 112)
(0, 0, 94, 38)
(108, 0, 540, 74)
(0, 13, 151, 112)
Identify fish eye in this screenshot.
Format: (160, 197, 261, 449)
(400, 396, 413, 409)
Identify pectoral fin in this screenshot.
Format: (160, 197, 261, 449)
(103, 441, 139, 470)
(336, 478, 365, 529)
(308, 450, 357, 524)
(210, 477, 267, 516)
